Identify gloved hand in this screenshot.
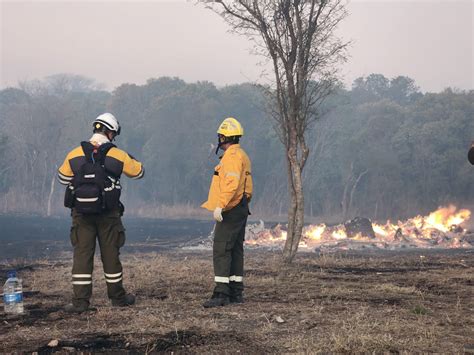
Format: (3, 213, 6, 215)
(213, 207, 223, 222)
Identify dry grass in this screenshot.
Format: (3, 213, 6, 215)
(1, 250, 473, 353)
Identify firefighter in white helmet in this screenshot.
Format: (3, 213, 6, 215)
(58, 113, 144, 313)
(201, 117, 253, 308)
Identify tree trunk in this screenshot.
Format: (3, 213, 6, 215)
(341, 162, 354, 220)
(282, 149, 305, 264)
(283, 153, 297, 262)
(347, 169, 368, 219)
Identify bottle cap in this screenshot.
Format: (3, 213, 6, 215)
(7, 270, 16, 278)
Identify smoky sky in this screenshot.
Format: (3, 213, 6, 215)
(1, 0, 472, 92)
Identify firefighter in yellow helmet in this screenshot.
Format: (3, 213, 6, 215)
(202, 117, 253, 308)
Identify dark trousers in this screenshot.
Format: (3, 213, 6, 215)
(69, 209, 126, 306)
(213, 198, 249, 296)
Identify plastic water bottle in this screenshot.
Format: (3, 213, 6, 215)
(3, 270, 24, 314)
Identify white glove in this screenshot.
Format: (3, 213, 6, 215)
(213, 207, 223, 222)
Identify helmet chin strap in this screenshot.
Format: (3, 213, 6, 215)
(105, 130, 117, 142)
(215, 137, 224, 155)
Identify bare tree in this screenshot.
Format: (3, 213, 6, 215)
(203, 0, 349, 263)
(341, 162, 368, 220)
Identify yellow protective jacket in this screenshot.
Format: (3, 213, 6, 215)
(201, 144, 253, 211)
(57, 144, 144, 185)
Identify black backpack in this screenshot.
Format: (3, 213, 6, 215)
(64, 142, 120, 214)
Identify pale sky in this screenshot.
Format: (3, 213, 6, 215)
(1, 0, 472, 92)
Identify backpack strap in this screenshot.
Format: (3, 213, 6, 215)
(80, 141, 95, 163)
(98, 143, 116, 165)
(80, 141, 116, 165)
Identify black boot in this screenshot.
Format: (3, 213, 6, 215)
(203, 293, 230, 308)
(64, 302, 94, 313)
(111, 293, 136, 307)
(229, 281, 244, 304)
(230, 294, 244, 304)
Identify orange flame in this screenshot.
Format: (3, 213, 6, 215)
(245, 205, 472, 250)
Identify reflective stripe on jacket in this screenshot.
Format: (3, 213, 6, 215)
(57, 145, 144, 185)
(201, 144, 253, 211)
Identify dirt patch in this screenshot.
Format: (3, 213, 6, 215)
(365, 297, 404, 306)
(246, 268, 279, 277)
(300, 263, 457, 274)
(134, 288, 169, 300)
(146, 329, 269, 353)
(34, 334, 130, 354)
(1, 303, 65, 331)
(29, 330, 269, 354)
(1, 250, 473, 353)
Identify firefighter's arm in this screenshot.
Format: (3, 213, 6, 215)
(218, 153, 243, 209)
(122, 153, 145, 179)
(469, 144, 474, 165)
(57, 156, 74, 185)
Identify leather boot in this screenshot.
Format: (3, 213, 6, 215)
(203, 293, 230, 308)
(64, 302, 94, 313)
(111, 293, 136, 307)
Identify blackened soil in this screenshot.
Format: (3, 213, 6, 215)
(0, 215, 213, 260)
(145, 329, 270, 353)
(31, 330, 270, 354)
(34, 334, 131, 354)
(1, 302, 65, 330)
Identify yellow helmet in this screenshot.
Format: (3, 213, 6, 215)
(217, 117, 244, 137)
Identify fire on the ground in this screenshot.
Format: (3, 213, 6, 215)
(245, 205, 473, 250)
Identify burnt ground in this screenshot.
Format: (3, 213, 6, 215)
(0, 215, 214, 260)
(0, 249, 473, 354)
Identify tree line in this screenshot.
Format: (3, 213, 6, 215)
(0, 73, 472, 221)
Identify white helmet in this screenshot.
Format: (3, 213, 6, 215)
(93, 113, 121, 135)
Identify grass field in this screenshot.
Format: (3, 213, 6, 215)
(1, 249, 473, 353)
